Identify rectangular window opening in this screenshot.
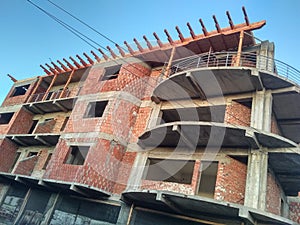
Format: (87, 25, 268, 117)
(84, 101, 108, 118)
(42, 153, 53, 170)
(144, 158, 195, 184)
(101, 65, 121, 81)
(0, 112, 14, 124)
(65, 146, 90, 165)
(28, 120, 39, 134)
(160, 105, 225, 124)
(60, 117, 69, 131)
(11, 84, 30, 97)
(197, 161, 218, 198)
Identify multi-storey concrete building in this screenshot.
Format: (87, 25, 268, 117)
(0, 8, 299, 225)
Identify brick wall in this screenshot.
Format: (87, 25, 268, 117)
(225, 101, 251, 127)
(44, 138, 129, 193)
(271, 113, 281, 135)
(34, 119, 56, 133)
(80, 63, 151, 98)
(214, 156, 247, 204)
(266, 172, 282, 215)
(0, 139, 18, 172)
(131, 107, 152, 143)
(140, 160, 200, 195)
(113, 152, 137, 194)
(289, 197, 300, 223)
(141, 180, 194, 195)
(8, 108, 34, 134)
(14, 156, 38, 176)
(1, 81, 36, 107)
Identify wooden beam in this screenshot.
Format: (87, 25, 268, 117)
(42, 74, 58, 101)
(59, 70, 75, 98)
(26, 76, 43, 103)
(165, 46, 176, 77)
(235, 30, 244, 66)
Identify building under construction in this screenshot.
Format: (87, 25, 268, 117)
(0, 7, 299, 225)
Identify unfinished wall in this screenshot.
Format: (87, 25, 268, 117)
(130, 107, 152, 143)
(2, 80, 36, 107)
(214, 156, 247, 204)
(80, 63, 151, 98)
(14, 156, 38, 176)
(8, 108, 34, 134)
(225, 101, 251, 127)
(113, 151, 137, 194)
(266, 172, 282, 215)
(44, 138, 128, 193)
(288, 197, 300, 223)
(271, 113, 281, 135)
(0, 139, 18, 172)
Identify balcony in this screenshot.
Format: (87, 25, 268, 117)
(138, 122, 298, 149)
(153, 51, 300, 102)
(24, 87, 79, 114)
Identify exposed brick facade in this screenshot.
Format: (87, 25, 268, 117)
(34, 119, 56, 133)
(225, 101, 251, 127)
(14, 156, 38, 176)
(214, 156, 247, 204)
(266, 172, 282, 215)
(1, 80, 36, 107)
(289, 198, 300, 223)
(0, 139, 18, 172)
(8, 107, 34, 134)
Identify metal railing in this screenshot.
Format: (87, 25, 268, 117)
(28, 87, 78, 103)
(168, 51, 300, 85)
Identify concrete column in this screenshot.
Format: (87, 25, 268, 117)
(126, 152, 149, 190)
(258, 41, 275, 72)
(251, 91, 265, 130)
(244, 150, 268, 210)
(251, 90, 273, 132)
(263, 90, 273, 132)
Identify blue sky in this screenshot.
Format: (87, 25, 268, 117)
(0, 0, 299, 104)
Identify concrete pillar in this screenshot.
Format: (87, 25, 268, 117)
(116, 202, 132, 225)
(244, 150, 268, 210)
(251, 90, 273, 132)
(251, 91, 265, 130)
(263, 91, 273, 132)
(258, 41, 275, 72)
(126, 152, 149, 190)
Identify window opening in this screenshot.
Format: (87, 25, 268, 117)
(11, 84, 30, 97)
(65, 146, 90, 165)
(144, 158, 195, 184)
(101, 65, 121, 81)
(0, 112, 14, 124)
(84, 101, 108, 118)
(197, 161, 218, 198)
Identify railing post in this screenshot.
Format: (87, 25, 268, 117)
(225, 53, 229, 67)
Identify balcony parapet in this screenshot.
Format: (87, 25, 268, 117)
(167, 51, 300, 85)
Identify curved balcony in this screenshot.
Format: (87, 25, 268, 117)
(123, 190, 295, 225)
(138, 121, 298, 149)
(152, 51, 300, 102)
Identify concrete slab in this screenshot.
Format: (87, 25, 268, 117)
(138, 122, 295, 150)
